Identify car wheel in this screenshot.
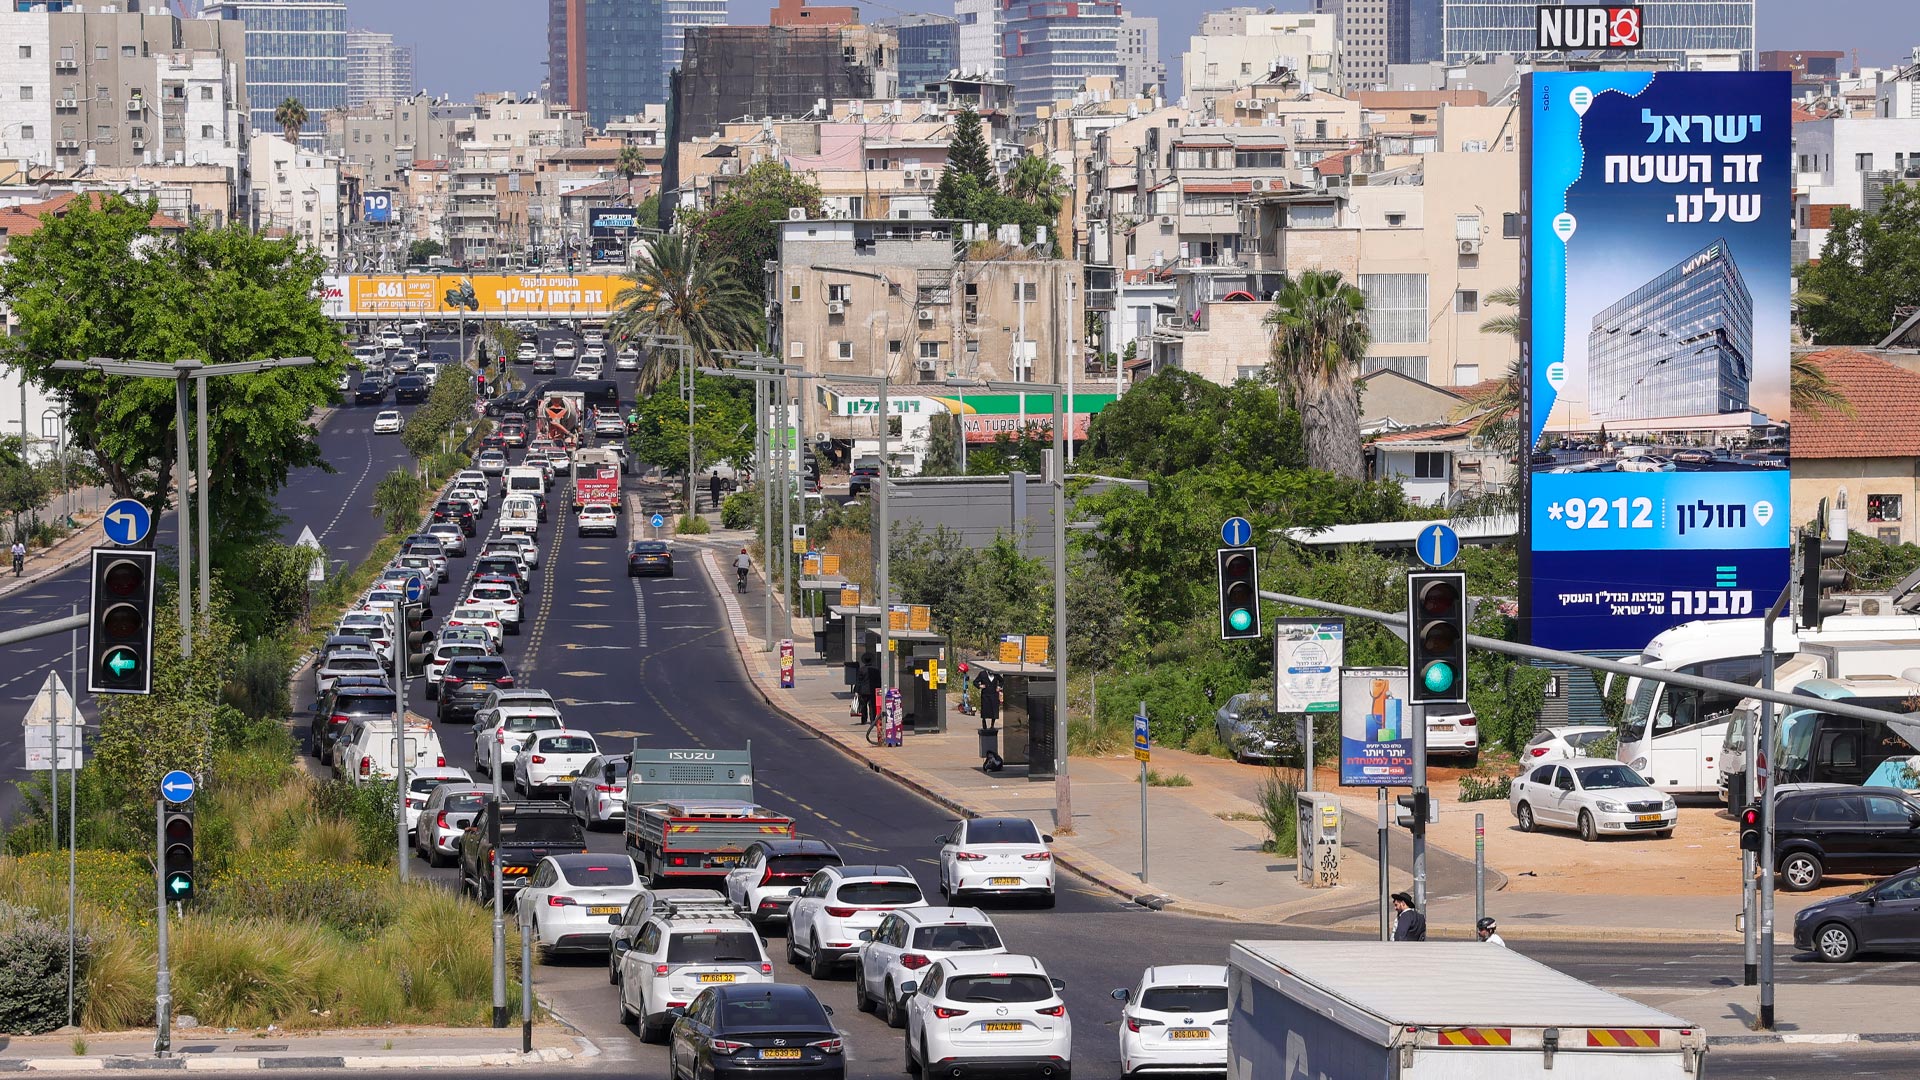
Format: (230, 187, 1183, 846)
(853, 964, 872, 1013)
(1783, 851, 1825, 892)
(785, 930, 803, 969)
(808, 934, 831, 980)
(1815, 921, 1857, 962)
(609, 954, 620, 986)
(616, 988, 635, 1025)
(426, 842, 446, 869)
(639, 1015, 667, 1044)
(1515, 803, 1536, 833)
(885, 985, 906, 1029)
(1577, 810, 1598, 843)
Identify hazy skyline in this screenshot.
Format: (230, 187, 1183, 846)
(347, 0, 1920, 102)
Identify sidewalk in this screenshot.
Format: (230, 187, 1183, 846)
(0, 485, 117, 600)
(0, 1025, 592, 1072)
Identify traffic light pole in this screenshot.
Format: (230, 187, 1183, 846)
(1411, 702, 1428, 912)
(153, 799, 171, 1057)
(1759, 584, 1788, 1029)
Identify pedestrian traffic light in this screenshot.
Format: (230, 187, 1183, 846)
(1407, 571, 1468, 705)
(1796, 528, 1848, 632)
(1216, 546, 1261, 641)
(1739, 804, 1762, 852)
(88, 548, 155, 695)
(1395, 791, 1433, 829)
(162, 809, 195, 902)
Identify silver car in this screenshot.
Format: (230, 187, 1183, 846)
(569, 754, 631, 828)
(316, 650, 387, 696)
(1214, 692, 1301, 764)
(413, 783, 488, 866)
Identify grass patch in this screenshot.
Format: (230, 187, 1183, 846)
(1145, 770, 1192, 788)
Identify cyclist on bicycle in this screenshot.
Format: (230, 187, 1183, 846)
(733, 547, 751, 591)
(9, 540, 24, 577)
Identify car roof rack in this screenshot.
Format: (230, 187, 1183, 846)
(648, 894, 742, 922)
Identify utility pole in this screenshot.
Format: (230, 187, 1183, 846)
(195, 377, 210, 616)
(173, 370, 193, 656)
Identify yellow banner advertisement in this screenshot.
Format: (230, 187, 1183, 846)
(322, 273, 628, 318)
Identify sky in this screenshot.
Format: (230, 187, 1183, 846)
(348, 0, 1920, 102)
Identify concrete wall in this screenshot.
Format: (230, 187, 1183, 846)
(1794, 458, 1920, 546)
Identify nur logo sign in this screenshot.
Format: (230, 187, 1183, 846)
(1536, 5, 1642, 50)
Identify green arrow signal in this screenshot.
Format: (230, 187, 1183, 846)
(166, 873, 191, 896)
(106, 650, 139, 678)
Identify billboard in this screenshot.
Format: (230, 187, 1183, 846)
(319, 273, 629, 319)
(1522, 72, 1790, 651)
(1338, 668, 1412, 787)
(1273, 620, 1344, 715)
(589, 207, 640, 236)
(362, 191, 394, 224)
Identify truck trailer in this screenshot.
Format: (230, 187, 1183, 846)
(1228, 941, 1706, 1080)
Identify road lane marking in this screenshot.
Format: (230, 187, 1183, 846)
(698, 552, 748, 637)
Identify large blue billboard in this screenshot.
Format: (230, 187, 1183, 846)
(1522, 72, 1790, 651)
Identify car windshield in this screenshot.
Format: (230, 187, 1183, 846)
(438, 644, 485, 659)
(538, 736, 597, 754)
(946, 974, 1052, 1004)
(330, 657, 381, 671)
(410, 775, 460, 794)
(913, 925, 1001, 951)
(450, 660, 508, 678)
(631, 542, 669, 554)
(498, 815, 580, 842)
(503, 713, 560, 732)
(1139, 986, 1228, 1013)
(561, 861, 635, 886)
(1574, 764, 1648, 791)
(836, 881, 923, 905)
(336, 693, 397, 716)
(444, 792, 485, 813)
(665, 930, 760, 963)
(968, 819, 1040, 845)
(718, 994, 827, 1029)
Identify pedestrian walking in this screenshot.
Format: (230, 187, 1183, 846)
(1476, 917, 1506, 947)
(1390, 892, 1426, 942)
(709, 471, 723, 511)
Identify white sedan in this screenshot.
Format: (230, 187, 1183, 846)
(567, 754, 630, 828)
(520, 854, 646, 958)
(373, 409, 403, 433)
(514, 729, 601, 798)
(1510, 758, 1677, 841)
(1523, 725, 1615, 762)
(444, 605, 505, 649)
(472, 706, 564, 778)
(937, 816, 1057, 906)
(904, 954, 1070, 1079)
(1113, 965, 1229, 1077)
(577, 503, 618, 537)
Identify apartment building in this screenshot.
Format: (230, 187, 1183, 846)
(954, 0, 1003, 79)
(1003, 0, 1124, 124)
(325, 92, 453, 191)
(1117, 16, 1164, 98)
(248, 130, 341, 260)
(346, 29, 412, 109)
(0, 5, 247, 176)
(1792, 70, 1920, 264)
(1182, 10, 1341, 112)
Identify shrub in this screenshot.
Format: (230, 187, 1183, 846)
(0, 900, 91, 1035)
(170, 917, 338, 1028)
(721, 489, 757, 529)
(1459, 773, 1513, 803)
(312, 778, 400, 865)
(80, 930, 150, 1031)
(1145, 770, 1192, 787)
(1258, 771, 1299, 855)
(9, 851, 149, 921)
(207, 853, 393, 938)
(676, 513, 711, 534)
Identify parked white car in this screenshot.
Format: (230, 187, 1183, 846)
(615, 892, 773, 1042)
(520, 854, 647, 959)
(1112, 964, 1230, 1077)
(936, 816, 1056, 906)
(786, 864, 927, 977)
(472, 706, 564, 778)
(372, 409, 403, 433)
(903, 954, 1070, 1079)
(723, 840, 844, 927)
(401, 767, 474, 834)
(1523, 725, 1615, 762)
(854, 907, 1005, 1028)
(514, 729, 601, 798)
(1510, 758, 1677, 841)
(567, 754, 631, 828)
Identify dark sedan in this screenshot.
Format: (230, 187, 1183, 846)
(669, 984, 843, 1080)
(354, 378, 388, 405)
(1795, 865, 1920, 962)
(438, 656, 517, 723)
(628, 540, 673, 577)
(392, 375, 431, 404)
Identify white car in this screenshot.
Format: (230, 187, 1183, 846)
(335, 612, 396, 665)
(477, 449, 509, 475)
(615, 892, 773, 1042)
(904, 954, 1070, 1079)
(1524, 725, 1615, 762)
(1510, 758, 1678, 841)
(480, 538, 537, 572)
(455, 468, 491, 496)
(1112, 965, 1229, 1077)
(574, 357, 603, 379)
(413, 782, 487, 866)
(444, 605, 504, 649)
(425, 521, 468, 556)
(568, 754, 631, 828)
(723, 840, 844, 927)
(937, 816, 1057, 906)
(577, 502, 618, 537)
(315, 650, 386, 696)
(583, 329, 605, 348)
(464, 581, 522, 633)
(472, 706, 564, 777)
(373, 409, 403, 433)
(786, 864, 927, 977)
(583, 343, 607, 359)
(520, 854, 647, 958)
(379, 333, 404, 350)
(398, 319, 430, 335)
(855, 907, 1005, 1028)
(425, 639, 491, 698)
(492, 532, 540, 569)
(402, 766, 474, 834)
(615, 347, 640, 371)
(517, 342, 537, 362)
(553, 338, 577, 359)
(515, 729, 601, 798)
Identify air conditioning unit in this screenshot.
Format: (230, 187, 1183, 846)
(1235, 99, 1249, 109)
(1457, 238, 1481, 255)
(1158, 215, 1173, 226)
(130, 139, 144, 150)
(787, 207, 807, 221)
(56, 140, 77, 150)
(127, 100, 143, 114)
(1250, 178, 1268, 191)
(826, 300, 846, 315)
(55, 98, 76, 109)
(54, 59, 77, 72)
(917, 308, 934, 322)
(915, 358, 937, 372)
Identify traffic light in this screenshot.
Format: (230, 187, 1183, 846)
(162, 809, 195, 902)
(1796, 528, 1848, 632)
(88, 548, 155, 695)
(1395, 791, 1433, 829)
(1739, 803, 1762, 852)
(1215, 546, 1261, 641)
(1407, 571, 1468, 705)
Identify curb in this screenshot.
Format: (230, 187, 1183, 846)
(1709, 1031, 1920, 1048)
(0, 1047, 576, 1072)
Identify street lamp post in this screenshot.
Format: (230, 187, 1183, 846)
(946, 375, 1071, 832)
(643, 336, 697, 517)
(712, 354, 806, 652)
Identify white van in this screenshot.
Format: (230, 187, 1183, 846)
(501, 493, 539, 535)
(505, 465, 547, 498)
(339, 719, 445, 786)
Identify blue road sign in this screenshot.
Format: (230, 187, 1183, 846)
(650, 513, 666, 529)
(102, 499, 152, 546)
(1133, 714, 1150, 751)
(160, 770, 196, 803)
(1221, 516, 1252, 547)
(1417, 523, 1461, 568)
(402, 573, 424, 602)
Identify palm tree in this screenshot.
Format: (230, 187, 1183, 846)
(1478, 286, 1521, 342)
(273, 97, 307, 144)
(1791, 352, 1856, 417)
(1004, 154, 1065, 218)
(615, 145, 647, 182)
(612, 232, 760, 390)
(1263, 270, 1370, 480)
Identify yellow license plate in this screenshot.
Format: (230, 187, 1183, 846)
(1431, 724, 1455, 731)
(759, 1049, 801, 1059)
(558, 775, 576, 783)
(989, 877, 1021, 886)
(983, 1022, 1022, 1032)
(699, 973, 738, 983)
(708, 855, 741, 866)
(1170, 1029, 1211, 1040)
(502, 866, 528, 875)
(589, 906, 619, 915)
(1636, 813, 1663, 822)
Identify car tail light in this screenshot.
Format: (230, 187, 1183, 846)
(1022, 852, 1052, 861)
(1460, 717, 1477, 727)
(436, 812, 448, 829)
(1529, 747, 1549, 757)
(547, 895, 575, 906)
(445, 676, 464, 687)
(809, 1037, 843, 1054)
(499, 676, 515, 686)
(710, 1039, 747, 1056)
(933, 1006, 969, 1019)
(330, 714, 349, 726)
(530, 755, 546, 764)
(654, 963, 670, 976)
(1127, 1016, 1162, 1032)
(486, 621, 499, 628)
(436, 756, 446, 767)
(900, 953, 930, 970)
(954, 851, 986, 862)
(1038, 1004, 1066, 1017)
(596, 784, 619, 793)
(358, 757, 370, 777)
(824, 906, 857, 918)
(759, 961, 774, 975)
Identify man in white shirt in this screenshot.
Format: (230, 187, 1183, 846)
(1476, 917, 1506, 947)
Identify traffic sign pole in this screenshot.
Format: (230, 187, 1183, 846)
(154, 798, 170, 1057)
(1135, 704, 1150, 884)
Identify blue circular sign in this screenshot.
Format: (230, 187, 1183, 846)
(1221, 516, 1252, 547)
(402, 573, 424, 602)
(650, 513, 666, 529)
(1417, 523, 1461, 568)
(102, 499, 152, 546)
(161, 770, 196, 803)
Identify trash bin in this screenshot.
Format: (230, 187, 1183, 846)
(977, 724, 999, 758)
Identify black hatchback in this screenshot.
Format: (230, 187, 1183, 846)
(432, 500, 477, 536)
(669, 984, 842, 1080)
(1794, 864, 1920, 961)
(310, 685, 398, 759)
(354, 377, 388, 405)
(439, 656, 516, 723)
(1768, 785, 1920, 891)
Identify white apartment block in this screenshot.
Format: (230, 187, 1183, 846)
(1117, 16, 1165, 98)
(955, 0, 1003, 79)
(249, 130, 341, 261)
(346, 29, 413, 109)
(1182, 10, 1341, 113)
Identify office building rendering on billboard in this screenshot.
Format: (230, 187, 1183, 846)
(1521, 71, 1789, 651)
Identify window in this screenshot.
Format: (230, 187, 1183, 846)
(18, 125, 31, 140)
(1454, 213, 1479, 240)
(827, 283, 851, 303)
(17, 45, 29, 59)
(121, 45, 136, 58)
(1454, 364, 1479, 384)
(834, 341, 853, 361)
(1236, 365, 1263, 381)
(1868, 494, 1902, 522)
(94, 46, 108, 61)
(201, 124, 215, 138)
(789, 283, 802, 301)
(1502, 212, 1521, 238)
(1857, 152, 1875, 171)
(918, 341, 941, 359)
(1016, 282, 1037, 302)
(1384, 211, 1406, 227)
(201, 86, 213, 100)
(1455, 289, 1479, 313)
(1359, 274, 1427, 344)
(96, 125, 111, 141)
(887, 339, 902, 355)
(1412, 452, 1447, 479)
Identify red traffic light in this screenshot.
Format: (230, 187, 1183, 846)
(103, 559, 145, 597)
(1418, 578, 1460, 615)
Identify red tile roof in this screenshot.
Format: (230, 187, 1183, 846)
(0, 192, 183, 240)
(1370, 421, 1475, 444)
(1184, 181, 1253, 194)
(1791, 348, 1920, 458)
(1314, 146, 1362, 176)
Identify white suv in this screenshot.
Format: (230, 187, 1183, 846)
(855, 907, 1005, 1028)
(936, 816, 1057, 906)
(615, 893, 773, 1042)
(723, 840, 843, 928)
(464, 580, 522, 633)
(472, 706, 564, 778)
(785, 864, 927, 977)
(1112, 964, 1230, 1077)
(515, 729, 601, 798)
(577, 502, 618, 537)
(519, 854, 646, 959)
(904, 954, 1071, 1079)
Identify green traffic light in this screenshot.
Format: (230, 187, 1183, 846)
(105, 649, 139, 678)
(1228, 608, 1253, 632)
(1422, 663, 1456, 693)
(166, 873, 192, 896)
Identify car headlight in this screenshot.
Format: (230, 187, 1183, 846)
(1661, 799, 1675, 811)
(1595, 800, 1627, 813)
(1628, 757, 1649, 772)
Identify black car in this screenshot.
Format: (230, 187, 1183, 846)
(668, 984, 842, 1080)
(474, 555, 529, 591)
(1795, 864, 1920, 962)
(627, 540, 674, 577)
(439, 656, 516, 723)
(309, 685, 399, 759)
(392, 375, 431, 404)
(432, 499, 477, 536)
(487, 390, 534, 419)
(354, 377, 388, 405)
(1765, 785, 1920, 891)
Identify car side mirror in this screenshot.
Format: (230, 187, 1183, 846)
(899, 981, 918, 996)
(857, 930, 874, 942)
(613, 940, 629, 951)
(1043, 835, 1055, 844)
(935, 835, 950, 845)
(822, 1005, 834, 1016)
(1110, 988, 1129, 1002)
(1910, 813, 1920, 829)
(1051, 978, 1066, 991)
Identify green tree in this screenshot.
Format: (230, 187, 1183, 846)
(682, 160, 822, 296)
(1003, 154, 1065, 220)
(1799, 183, 1920, 344)
(612, 232, 761, 389)
(1791, 352, 1856, 417)
(635, 192, 663, 233)
(946, 108, 994, 187)
(616, 145, 647, 181)
(407, 238, 443, 265)
(1263, 270, 1370, 481)
(221, 541, 315, 638)
(627, 371, 754, 477)
(0, 435, 53, 542)
(372, 468, 426, 536)
(401, 368, 475, 464)
(0, 194, 347, 555)
(1082, 368, 1303, 477)
(273, 97, 307, 143)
